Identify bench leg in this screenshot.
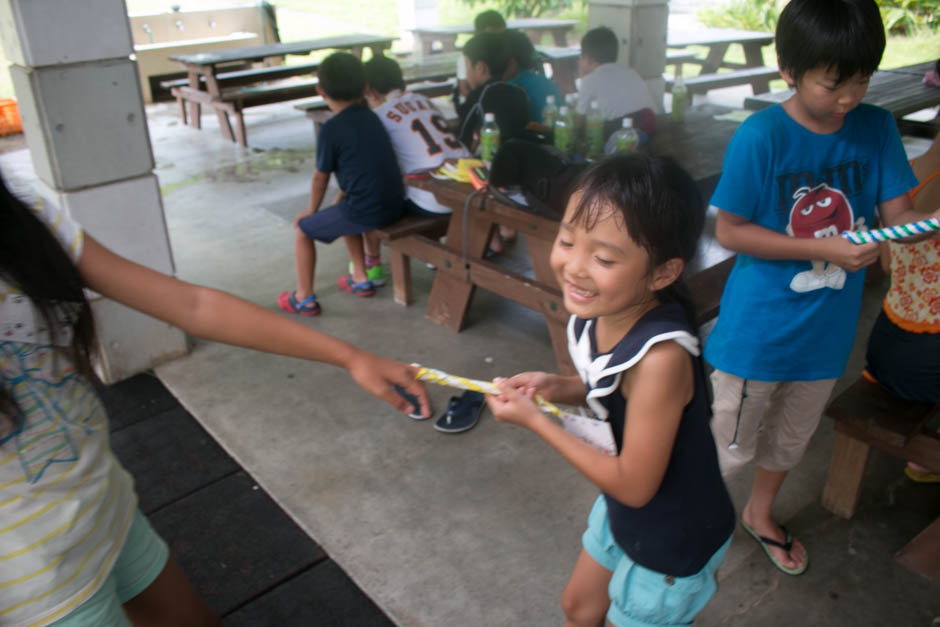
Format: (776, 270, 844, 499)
(821, 430, 872, 519)
(214, 105, 234, 143)
(188, 101, 201, 129)
(234, 109, 248, 148)
(175, 95, 188, 125)
(743, 42, 773, 94)
(389, 249, 413, 306)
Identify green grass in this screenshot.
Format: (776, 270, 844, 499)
(0, 2, 937, 100)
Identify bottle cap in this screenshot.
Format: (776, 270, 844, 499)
(622, 117, 633, 128)
(546, 95, 555, 104)
(559, 105, 569, 115)
(590, 99, 599, 110)
(484, 112, 495, 122)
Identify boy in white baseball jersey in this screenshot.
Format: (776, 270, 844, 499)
(365, 55, 471, 215)
(357, 56, 472, 282)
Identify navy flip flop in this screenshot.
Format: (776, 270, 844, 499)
(434, 390, 484, 434)
(394, 385, 428, 420)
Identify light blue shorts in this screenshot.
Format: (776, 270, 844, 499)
(582, 495, 731, 627)
(51, 508, 170, 627)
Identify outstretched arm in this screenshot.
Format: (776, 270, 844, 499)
(78, 235, 430, 418)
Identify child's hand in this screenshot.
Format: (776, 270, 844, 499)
(486, 378, 543, 428)
(346, 352, 431, 418)
(819, 236, 880, 272)
(507, 371, 557, 400)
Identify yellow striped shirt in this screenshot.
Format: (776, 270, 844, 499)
(0, 202, 136, 626)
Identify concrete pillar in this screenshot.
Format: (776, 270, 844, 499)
(399, 0, 437, 52)
(587, 0, 668, 112)
(0, 0, 188, 382)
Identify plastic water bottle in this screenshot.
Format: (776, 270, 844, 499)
(671, 75, 688, 123)
(542, 94, 558, 127)
(586, 99, 605, 158)
(564, 93, 578, 125)
(611, 117, 639, 153)
(554, 105, 572, 156)
(479, 112, 500, 167)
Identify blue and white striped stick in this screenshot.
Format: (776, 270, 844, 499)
(842, 217, 940, 244)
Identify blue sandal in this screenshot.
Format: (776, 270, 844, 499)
(277, 291, 321, 316)
(337, 274, 375, 297)
(434, 391, 484, 433)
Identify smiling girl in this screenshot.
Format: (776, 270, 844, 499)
(486, 154, 735, 627)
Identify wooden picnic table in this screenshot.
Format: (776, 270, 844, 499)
(392, 104, 741, 373)
(410, 18, 578, 56)
(744, 64, 940, 120)
(169, 33, 395, 145)
(666, 27, 777, 96)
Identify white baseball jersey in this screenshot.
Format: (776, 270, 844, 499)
(375, 90, 470, 213)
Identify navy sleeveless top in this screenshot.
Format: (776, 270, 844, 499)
(568, 303, 735, 576)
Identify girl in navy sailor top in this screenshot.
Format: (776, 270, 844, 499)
(487, 154, 735, 627)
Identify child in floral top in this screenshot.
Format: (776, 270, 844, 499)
(864, 125, 940, 482)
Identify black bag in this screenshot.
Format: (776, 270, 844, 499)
(488, 139, 587, 218)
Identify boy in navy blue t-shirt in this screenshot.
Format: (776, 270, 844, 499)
(278, 52, 404, 316)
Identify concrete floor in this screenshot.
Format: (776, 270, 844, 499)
(2, 91, 938, 626)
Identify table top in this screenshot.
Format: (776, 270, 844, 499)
(667, 27, 774, 48)
(411, 18, 578, 36)
(744, 66, 940, 119)
(170, 33, 396, 66)
(649, 103, 742, 189)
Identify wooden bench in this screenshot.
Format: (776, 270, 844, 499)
(166, 62, 321, 146)
(171, 79, 319, 146)
(821, 377, 940, 519)
(665, 65, 780, 102)
(374, 213, 451, 306)
(159, 61, 320, 93)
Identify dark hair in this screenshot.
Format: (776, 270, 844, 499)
(505, 29, 535, 71)
(580, 26, 618, 65)
(776, 0, 885, 86)
(363, 55, 405, 95)
(568, 153, 705, 324)
(474, 9, 506, 33)
(0, 174, 97, 421)
(318, 52, 365, 101)
(464, 31, 512, 81)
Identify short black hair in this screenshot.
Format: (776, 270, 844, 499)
(363, 55, 405, 95)
(505, 29, 535, 71)
(464, 31, 511, 81)
(776, 0, 885, 86)
(580, 26, 618, 65)
(570, 153, 704, 324)
(474, 9, 506, 33)
(318, 52, 365, 101)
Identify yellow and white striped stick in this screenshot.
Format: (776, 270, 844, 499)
(413, 364, 564, 419)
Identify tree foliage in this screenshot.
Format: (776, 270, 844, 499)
(457, 0, 578, 19)
(697, 0, 938, 34)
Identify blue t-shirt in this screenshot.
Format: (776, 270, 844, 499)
(508, 69, 562, 124)
(705, 104, 917, 381)
(316, 104, 405, 227)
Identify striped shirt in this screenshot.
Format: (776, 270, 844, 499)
(0, 202, 136, 626)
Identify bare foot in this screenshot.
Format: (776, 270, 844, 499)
(741, 505, 806, 572)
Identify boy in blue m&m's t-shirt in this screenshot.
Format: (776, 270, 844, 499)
(704, 0, 934, 578)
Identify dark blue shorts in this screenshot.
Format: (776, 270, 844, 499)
(865, 310, 940, 404)
(297, 202, 378, 243)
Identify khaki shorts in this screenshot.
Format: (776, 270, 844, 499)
(709, 370, 837, 475)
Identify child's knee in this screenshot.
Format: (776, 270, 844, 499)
(560, 585, 607, 626)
